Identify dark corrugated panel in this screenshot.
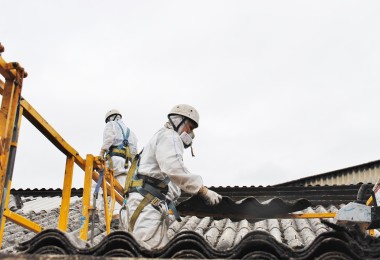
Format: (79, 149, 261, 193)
(3, 184, 371, 258)
(177, 196, 311, 221)
(14, 227, 379, 259)
(10, 188, 84, 197)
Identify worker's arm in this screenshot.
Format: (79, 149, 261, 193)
(101, 122, 117, 151)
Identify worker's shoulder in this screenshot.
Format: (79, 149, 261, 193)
(156, 127, 180, 140)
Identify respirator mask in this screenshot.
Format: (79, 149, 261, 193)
(180, 131, 195, 149)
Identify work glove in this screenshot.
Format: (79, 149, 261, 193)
(198, 186, 222, 205)
(99, 149, 106, 158)
(94, 156, 105, 170)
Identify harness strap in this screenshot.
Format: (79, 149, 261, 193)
(108, 169, 116, 216)
(94, 170, 104, 197)
(124, 152, 142, 194)
(142, 178, 180, 221)
(167, 201, 181, 222)
(128, 180, 181, 231)
(122, 150, 181, 231)
(106, 154, 114, 169)
(142, 182, 167, 201)
(110, 148, 127, 155)
(106, 122, 132, 161)
(117, 122, 131, 161)
(116, 121, 130, 146)
(129, 193, 159, 232)
(138, 174, 169, 190)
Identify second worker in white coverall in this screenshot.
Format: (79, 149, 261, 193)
(99, 109, 138, 228)
(124, 104, 222, 249)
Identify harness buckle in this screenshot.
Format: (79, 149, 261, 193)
(151, 197, 161, 207)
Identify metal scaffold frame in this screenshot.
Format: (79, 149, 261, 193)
(0, 43, 124, 246)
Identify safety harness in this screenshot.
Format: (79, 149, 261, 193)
(106, 121, 132, 168)
(122, 152, 181, 232)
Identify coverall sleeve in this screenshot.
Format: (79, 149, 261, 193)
(166, 181, 181, 201)
(101, 122, 116, 151)
(156, 131, 203, 195)
(128, 131, 139, 156)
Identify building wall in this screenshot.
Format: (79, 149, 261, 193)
(304, 166, 380, 186)
(276, 159, 380, 187)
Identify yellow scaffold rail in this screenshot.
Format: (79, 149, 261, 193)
(0, 44, 124, 248)
(287, 212, 336, 219)
(0, 43, 28, 246)
(3, 209, 42, 233)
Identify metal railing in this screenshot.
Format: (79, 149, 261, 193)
(0, 43, 122, 246)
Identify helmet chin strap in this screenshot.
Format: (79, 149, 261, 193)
(190, 145, 195, 157)
(169, 116, 187, 133)
(106, 114, 119, 123)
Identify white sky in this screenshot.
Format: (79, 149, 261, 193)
(2, 1, 380, 189)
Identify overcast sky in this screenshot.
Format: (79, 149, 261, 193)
(2, 1, 380, 189)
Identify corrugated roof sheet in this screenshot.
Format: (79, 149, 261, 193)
(0, 195, 339, 254)
(2, 184, 379, 258)
(12, 223, 380, 259)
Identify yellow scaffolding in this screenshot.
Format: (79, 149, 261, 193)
(0, 44, 122, 246)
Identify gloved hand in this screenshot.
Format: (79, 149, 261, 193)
(99, 149, 106, 158)
(95, 156, 105, 170)
(198, 186, 222, 205)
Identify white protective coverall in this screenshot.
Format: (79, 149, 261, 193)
(125, 124, 203, 249)
(101, 116, 138, 215)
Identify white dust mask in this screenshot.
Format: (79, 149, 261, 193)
(180, 131, 193, 148)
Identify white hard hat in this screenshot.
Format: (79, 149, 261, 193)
(168, 104, 199, 128)
(105, 109, 122, 123)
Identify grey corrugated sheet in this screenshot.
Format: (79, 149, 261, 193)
(20, 196, 81, 214)
(0, 195, 360, 254)
(3, 184, 379, 258)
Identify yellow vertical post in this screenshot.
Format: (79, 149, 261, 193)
(102, 167, 111, 234)
(0, 104, 23, 248)
(109, 170, 116, 219)
(58, 155, 75, 231)
(0, 79, 17, 217)
(0, 70, 24, 248)
(79, 154, 93, 241)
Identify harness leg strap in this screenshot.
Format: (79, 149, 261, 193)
(129, 193, 154, 232)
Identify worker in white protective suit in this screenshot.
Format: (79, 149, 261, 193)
(124, 104, 222, 249)
(99, 109, 138, 228)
